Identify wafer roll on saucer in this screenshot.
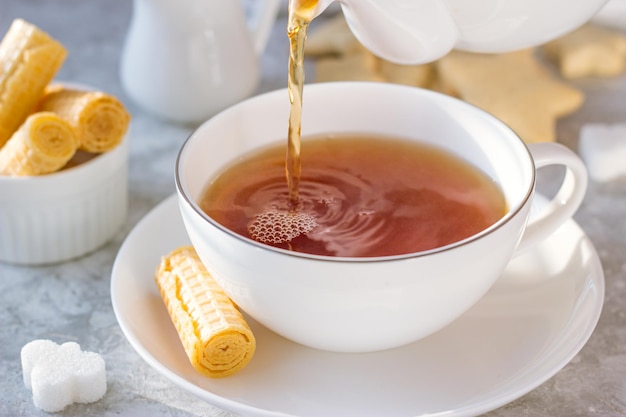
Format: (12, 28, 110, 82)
(155, 246, 256, 378)
(0, 19, 67, 147)
(0, 112, 78, 176)
(39, 85, 130, 153)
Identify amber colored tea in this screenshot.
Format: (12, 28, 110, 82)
(200, 134, 507, 257)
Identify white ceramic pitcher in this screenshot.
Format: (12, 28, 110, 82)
(308, 0, 610, 64)
(120, 0, 280, 123)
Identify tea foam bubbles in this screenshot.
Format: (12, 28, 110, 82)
(248, 208, 317, 244)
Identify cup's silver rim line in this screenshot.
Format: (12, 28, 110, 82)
(174, 82, 536, 263)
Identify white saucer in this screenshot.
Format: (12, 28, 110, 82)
(111, 194, 604, 417)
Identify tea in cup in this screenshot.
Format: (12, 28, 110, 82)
(175, 82, 587, 353)
(200, 133, 508, 257)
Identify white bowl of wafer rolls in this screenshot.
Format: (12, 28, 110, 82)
(0, 19, 130, 265)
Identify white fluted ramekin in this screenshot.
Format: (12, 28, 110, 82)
(0, 134, 128, 265)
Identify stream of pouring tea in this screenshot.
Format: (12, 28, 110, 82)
(286, 0, 317, 206)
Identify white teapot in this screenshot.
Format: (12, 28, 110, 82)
(309, 0, 611, 64)
(120, 0, 280, 123)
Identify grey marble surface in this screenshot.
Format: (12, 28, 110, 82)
(1, 1, 625, 416)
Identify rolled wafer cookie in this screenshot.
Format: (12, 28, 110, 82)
(39, 85, 130, 153)
(0, 112, 78, 176)
(0, 19, 67, 147)
(154, 246, 256, 378)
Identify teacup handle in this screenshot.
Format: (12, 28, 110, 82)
(515, 142, 588, 254)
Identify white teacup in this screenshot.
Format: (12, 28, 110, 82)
(176, 82, 587, 353)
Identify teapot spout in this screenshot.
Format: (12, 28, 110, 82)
(290, 0, 337, 20)
(297, 0, 458, 64)
(313, 0, 338, 17)
(339, 0, 459, 64)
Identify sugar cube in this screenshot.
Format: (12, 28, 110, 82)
(21, 339, 107, 412)
(579, 123, 626, 182)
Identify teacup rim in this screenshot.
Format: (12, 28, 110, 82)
(175, 81, 535, 263)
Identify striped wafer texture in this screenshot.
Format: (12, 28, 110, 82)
(39, 85, 130, 153)
(0, 19, 67, 147)
(0, 112, 78, 176)
(154, 246, 256, 378)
